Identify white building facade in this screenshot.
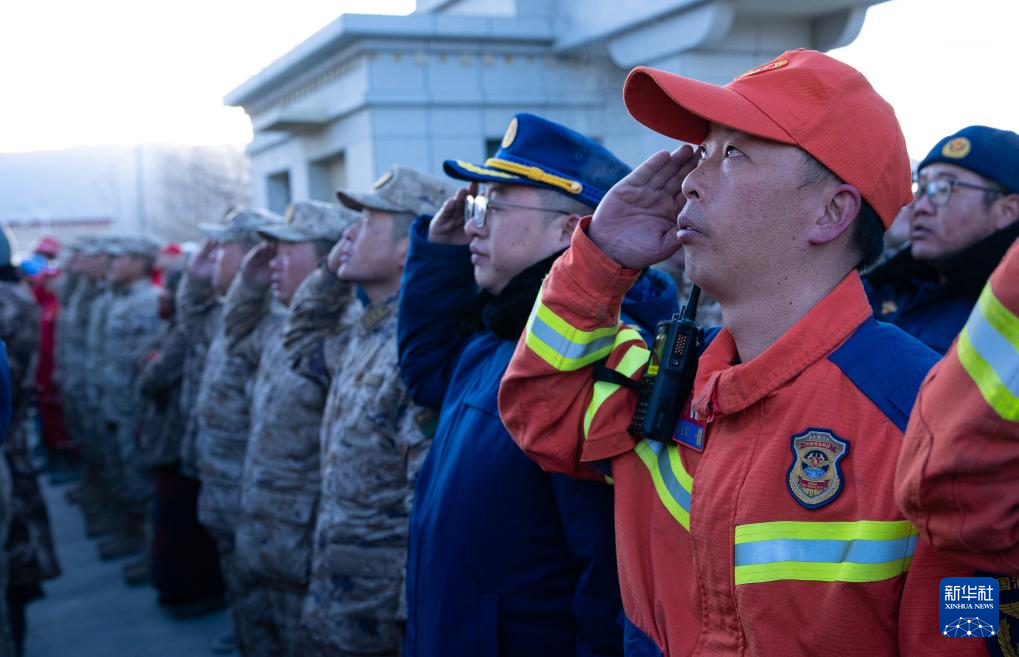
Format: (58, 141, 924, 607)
(226, 0, 888, 213)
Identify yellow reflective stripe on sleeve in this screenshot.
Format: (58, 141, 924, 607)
(734, 520, 918, 585)
(978, 280, 1019, 349)
(957, 283, 1019, 421)
(524, 288, 620, 371)
(734, 560, 914, 585)
(635, 440, 693, 531)
(734, 519, 917, 543)
(582, 329, 647, 440)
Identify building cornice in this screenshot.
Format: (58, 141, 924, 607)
(224, 12, 555, 109)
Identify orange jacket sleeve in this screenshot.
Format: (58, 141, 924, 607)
(498, 217, 648, 480)
(896, 238, 1019, 573)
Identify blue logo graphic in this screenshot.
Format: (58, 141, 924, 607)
(940, 576, 999, 637)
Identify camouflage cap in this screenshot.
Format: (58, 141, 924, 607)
(69, 235, 97, 254)
(199, 207, 283, 243)
(337, 166, 458, 217)
(257, 200, 357, 244)
(107, 235, 160, 259)
(84, 236, 120, 257)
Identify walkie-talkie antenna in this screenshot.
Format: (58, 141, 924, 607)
(681, 285, 701, 322)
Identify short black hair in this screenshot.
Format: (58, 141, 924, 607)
(851, 201, 884, 270)
(801, 153, 884, 270)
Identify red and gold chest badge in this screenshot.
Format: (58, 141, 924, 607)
(787, 428, 849, 509)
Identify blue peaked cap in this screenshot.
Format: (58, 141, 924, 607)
(918, 125, 1019, 194)
(443, 113, 631, 208)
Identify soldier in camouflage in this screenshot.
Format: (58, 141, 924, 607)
(52, 239, 83, 435)
(79, 239, 119, 538)
(232, 200, 355, 657)
(95, 236, 164, 560)
(52, 240, 84, 492)
(186, 209, 280, 645)
(299, 167, 454, 657)
(0, 227, 60, 654)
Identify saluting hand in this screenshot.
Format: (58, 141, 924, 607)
(428, 182, 478, 246)
(187, 238, 218, 281)
(241, 241, 276, 287)
(588, 145, 697, 270)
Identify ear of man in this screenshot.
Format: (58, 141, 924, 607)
(801, 152, 884, 270)
(992, 192, 1019, 231)
(533, 187, 591, 247)
(808, 183, 861, 246)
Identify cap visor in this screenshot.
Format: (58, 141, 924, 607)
(335, 190, 402, 214)
(256, 225, 310, 242)
(442, 159, 529, 187)
(623, 67, 795, 145)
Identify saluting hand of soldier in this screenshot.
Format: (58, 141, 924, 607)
(187, 239, 218, 281)
(241, 241, 276, 287)
(428, 182, 478, 246)
(588, 145, 698, 270)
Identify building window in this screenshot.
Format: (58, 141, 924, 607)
(267, 170, 291, 215)
(485, 138, 502, 158)
(309, 152, 347, 202)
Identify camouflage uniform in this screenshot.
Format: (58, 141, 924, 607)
(82, 281, 114, 485)
(175, 271, 222, 478)
(1, 278, 60, 654)
(99, 271, 163, 510)
(300, 288, 432, 657)
(195, 273, 280, 651)
(180, 209, 281, 483)
(0, 453, 12, 657)
(193, 273, 275, 541)
(300, 166, 452, 656)
(136, 321, 187, 468)
(233, 202, 355, 657)
(55, 275, 92, 451)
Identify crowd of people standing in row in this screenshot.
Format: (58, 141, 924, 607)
(0, 47, 1015, 657)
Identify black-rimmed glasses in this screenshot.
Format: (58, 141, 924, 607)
(912, 178, 1005, 207)
(464, 194, 574, 229)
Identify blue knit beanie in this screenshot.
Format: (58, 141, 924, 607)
(918, 125, 1019, 194)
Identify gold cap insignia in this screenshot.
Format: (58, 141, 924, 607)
(734, 58, 788, 81)
(942, 137, 971, 159)
(501, 117, 519, 149)
(373, 171, 394, 189)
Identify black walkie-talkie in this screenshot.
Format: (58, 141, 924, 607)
(629, 286, 702, 443)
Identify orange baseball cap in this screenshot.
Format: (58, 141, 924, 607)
(623, 48, 911, 229)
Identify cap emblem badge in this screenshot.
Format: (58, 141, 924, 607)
(734, 58, 788, 81)
(501, 117, 519, 149)
(373, 171, 394, 189)
(942, 137, 971, 159)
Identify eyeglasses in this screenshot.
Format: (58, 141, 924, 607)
(912, 178, 1005, 207)
(464, 194, 574, 229)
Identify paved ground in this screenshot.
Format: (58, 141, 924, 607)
(23, 479, 230, 657)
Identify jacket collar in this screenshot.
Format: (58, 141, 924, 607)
(692, 272, 871, 419)
(359, 295, 397, 331)
(938, 221, 1019, 297)
(456, 250, 563, 342)
(867, 222, 1019, 298)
